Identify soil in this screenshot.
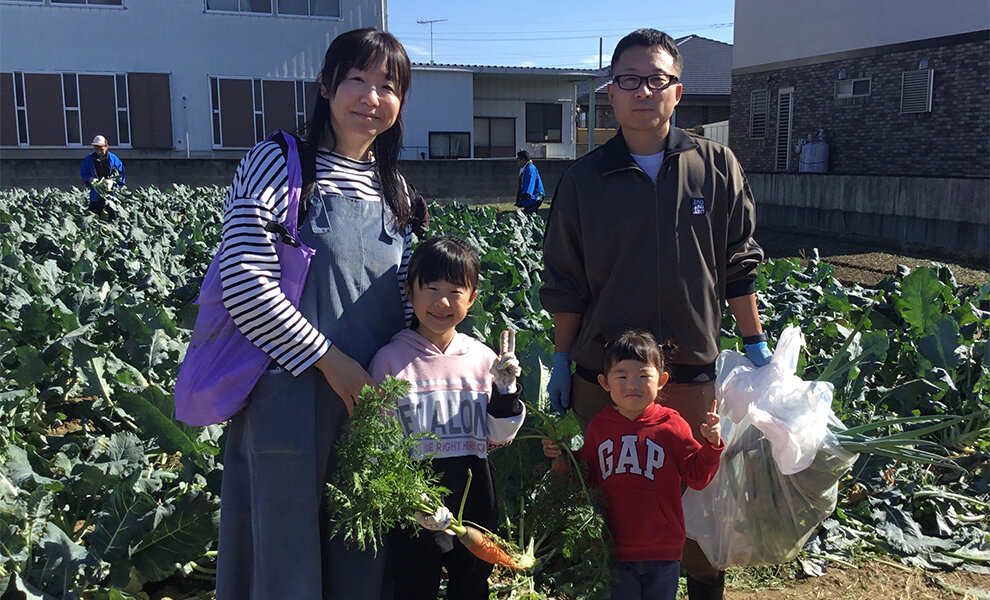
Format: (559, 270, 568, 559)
(724, 561, 990, 600)
(755, 226, 989, 288)
(525, 203, 989, 287)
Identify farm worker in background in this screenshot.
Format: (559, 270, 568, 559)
(214, 28, 426, 600)
(540, 28, 771, 600)
(369, 236, 525, 600)
(515, 149, 545, 214)
(79, 135, 124, 219)
(542, 330, 723, 600)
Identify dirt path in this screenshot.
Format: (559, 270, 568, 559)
(725, 561, 990, 600)
(756, 227, 989, 287)
(527, 202, 988, 287)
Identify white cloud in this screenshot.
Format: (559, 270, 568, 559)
(579, 54, 606, 67)
(403, 43, 431, 60)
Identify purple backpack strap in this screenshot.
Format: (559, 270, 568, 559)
(265, 130, 302, 233)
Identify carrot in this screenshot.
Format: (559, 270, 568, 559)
(450, 523, 534, 570)
(413, 468, 535, 570)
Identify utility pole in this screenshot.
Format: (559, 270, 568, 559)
(416, 18, 447, 64)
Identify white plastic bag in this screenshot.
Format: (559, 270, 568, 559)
(719, 326, 833, 475)
(682, 326, 858, 569)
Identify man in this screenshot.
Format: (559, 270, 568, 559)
(540, 29, 773, 600)
(80, 135, 125, 219)
(515, 150, 545, 215)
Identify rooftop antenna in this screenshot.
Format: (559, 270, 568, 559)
(416, 18, 448, 64)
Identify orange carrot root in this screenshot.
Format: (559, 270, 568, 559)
(456, 525, 528, 570)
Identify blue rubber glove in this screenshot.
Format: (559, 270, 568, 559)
(744, 341, 773, 367)
(547, 352, 572, 416)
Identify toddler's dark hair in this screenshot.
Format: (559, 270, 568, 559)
(407, 235, 480, 291)
(602, 329, 669, 375)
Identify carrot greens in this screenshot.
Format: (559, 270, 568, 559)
(325, 376, 534, 569)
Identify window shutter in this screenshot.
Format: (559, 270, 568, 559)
(749, 89, 768, 139)
(775, 89, 793, 171)
(901, 69, 933, 114)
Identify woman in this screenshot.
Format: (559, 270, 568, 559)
(214, 29, 416, 600)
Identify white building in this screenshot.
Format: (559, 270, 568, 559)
(1, 2, 599, 161)
(403, 64, 600, 160)
(0, 0, 384, 157)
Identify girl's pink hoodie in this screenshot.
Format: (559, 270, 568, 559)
(368, 329, 525, 460)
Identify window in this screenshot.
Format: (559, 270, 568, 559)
(901, 69, 933, 114)
(1, 0, 122, 4)
(525, 103, 562, 143)
(53, 0, 122, 4)
(429, 132, 470, 159)
(34, 72, 129, 146)
(14, 72, 28, 145)
(474, 117, 514, 158)
(206, 0, 272, 14)
(2, 70, 167, 148)
(749, 89, 768, 139)
(211, 76, 311, 148)
(295, 80, 307, 129)
(277, 0, 339, 17)
(115, 73, 130, 145)
(62, 73, 81, 145)
(253, 79, 264, 145)
(206, 0, 340, 17)
(834, 77, 871, 99)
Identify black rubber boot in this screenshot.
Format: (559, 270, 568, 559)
(685, 572, 725, 600)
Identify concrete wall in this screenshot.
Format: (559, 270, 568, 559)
(749, 172, 989, 257)
(0, 157, 573, 204)
(1, 158, 243, 191)
(0, 0, 382, 154)
(6, 158, 984, 257)
(733, 0, 989, 69)
(400, 159, 572, 204)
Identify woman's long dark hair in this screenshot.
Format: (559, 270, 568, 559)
(300, 28, 412, 229)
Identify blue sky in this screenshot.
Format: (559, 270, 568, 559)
(386, 0, 736, 69)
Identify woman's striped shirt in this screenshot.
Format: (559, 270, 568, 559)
(219, 140, 413, 376)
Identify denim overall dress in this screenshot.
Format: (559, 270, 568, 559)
(216, 183, 406, 600)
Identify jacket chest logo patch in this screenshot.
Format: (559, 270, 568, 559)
(691, 198, 706, 215)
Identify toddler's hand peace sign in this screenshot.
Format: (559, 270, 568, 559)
(699, 399, 722, 446)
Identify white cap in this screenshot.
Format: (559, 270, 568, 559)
(91, 135, 108, 146)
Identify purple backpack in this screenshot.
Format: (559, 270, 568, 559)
(174, 131, 315, 426)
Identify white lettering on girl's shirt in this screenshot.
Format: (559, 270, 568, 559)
(396, 390, 489, 459)
(598, 436, 667, 481)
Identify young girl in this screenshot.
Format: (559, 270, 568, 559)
(543, 329, 723, 600)
(368, 236, 525, 600)
(215, 29, 420, 600)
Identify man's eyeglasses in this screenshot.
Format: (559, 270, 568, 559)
(612, 73, 680, 92)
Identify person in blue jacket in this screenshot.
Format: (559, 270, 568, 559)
(80, 135, 125, 219)
(515, 150, 545, 215)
